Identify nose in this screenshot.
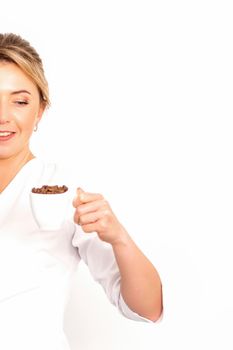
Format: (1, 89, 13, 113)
(0, 100, 10, 124)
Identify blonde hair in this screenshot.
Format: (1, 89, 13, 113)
(0, 33, 50, 108)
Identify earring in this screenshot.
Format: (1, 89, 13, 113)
(34, 124, 38, 132)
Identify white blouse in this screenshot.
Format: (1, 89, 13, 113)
(0, 158, 154, 350)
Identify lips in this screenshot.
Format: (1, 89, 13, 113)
(0, 131, 15, 136)
(0, 131, 16, 141)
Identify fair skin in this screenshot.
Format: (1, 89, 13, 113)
(0, 62, 163, 322)
(73, 189, 163, 321)
(0, 62, 44, 192)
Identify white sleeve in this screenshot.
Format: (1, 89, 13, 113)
(72, 225, 162, 323)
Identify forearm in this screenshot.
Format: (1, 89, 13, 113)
(112, 227, 163, 322)
(73, 190, 163, 321)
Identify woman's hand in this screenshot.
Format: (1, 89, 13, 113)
(73, 188, 163, 322)
(72, 188, 128, 245)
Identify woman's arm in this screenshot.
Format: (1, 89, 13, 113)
(73, 188, 163, 322)
(111, 228, 162, 322)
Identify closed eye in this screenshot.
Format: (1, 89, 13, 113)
(15, 101, 29, 105)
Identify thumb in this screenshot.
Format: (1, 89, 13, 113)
(72, 187, 84, 208)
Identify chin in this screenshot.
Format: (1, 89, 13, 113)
(0, 149, 17, 160)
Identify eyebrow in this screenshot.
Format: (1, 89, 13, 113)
(10, 90, 31, 95)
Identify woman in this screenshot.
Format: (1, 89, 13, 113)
(0, 33, 163, 349)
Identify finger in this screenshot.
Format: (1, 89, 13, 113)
(81, 218, 109, 234)
(76, 199, 108, 216)
(73, 189, 103, 207)
(81, 222, 98, 233)
(77, 210, 101, 225)
(72, 188, 83, 208)
(78, 191, 104, 204)
(74, 205, 107, 225)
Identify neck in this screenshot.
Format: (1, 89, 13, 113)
(0, 149, 35, 193)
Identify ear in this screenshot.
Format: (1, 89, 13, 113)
(36, 102, 46, 125)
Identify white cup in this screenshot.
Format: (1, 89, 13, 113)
(30, 189, 70, 230)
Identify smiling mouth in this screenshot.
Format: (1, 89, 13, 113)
(0, 131, 16, 141)
(0, 131, 15, 137)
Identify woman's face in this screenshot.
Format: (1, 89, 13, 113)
(0, 62, 44, 160)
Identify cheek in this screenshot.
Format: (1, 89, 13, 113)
(14, 108, 38, 131)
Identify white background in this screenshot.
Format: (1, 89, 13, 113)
(1, 1, 233, 349)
